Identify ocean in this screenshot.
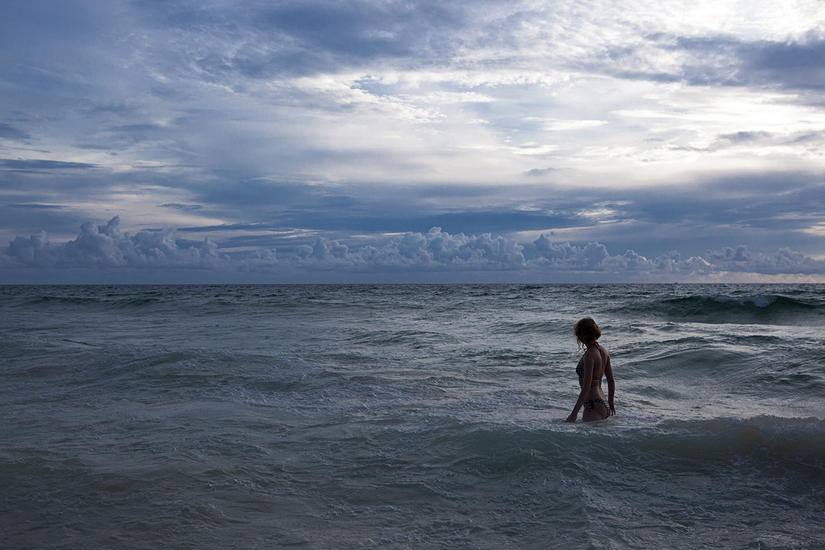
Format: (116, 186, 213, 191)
(1, 284, 823, 549)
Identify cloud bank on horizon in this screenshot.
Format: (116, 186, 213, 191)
(4, 216, 824, 283)
(1, 0, 824, 282)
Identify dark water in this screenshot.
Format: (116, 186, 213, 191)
(1, 284, 824, 549)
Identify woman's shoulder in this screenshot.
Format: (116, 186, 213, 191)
(592, 342, 609, 358)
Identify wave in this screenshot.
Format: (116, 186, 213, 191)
(3, 287, 167, 310)
(408, 415, 825, 481)
(617, 416, 825, 467)
(628, 293, 824, 325)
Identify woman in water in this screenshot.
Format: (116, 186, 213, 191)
(565, 318, 615, 422)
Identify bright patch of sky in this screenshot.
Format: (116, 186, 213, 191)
(1, 0, 824, 282)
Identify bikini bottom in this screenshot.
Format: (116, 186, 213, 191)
(584, 398, 610, 419)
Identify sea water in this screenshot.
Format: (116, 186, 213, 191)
(1, 284, 823, 549)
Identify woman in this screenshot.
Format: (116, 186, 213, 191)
(565, 318, 615, 422)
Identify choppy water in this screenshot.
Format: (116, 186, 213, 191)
(1, 284, 824, 549)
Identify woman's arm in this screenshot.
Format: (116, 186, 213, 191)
(565, 351, 594, 422)
(605, 354, 616, 416)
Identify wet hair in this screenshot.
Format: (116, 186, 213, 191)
(573, 318, 601, 349)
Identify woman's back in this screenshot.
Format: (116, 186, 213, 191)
(567, 318, 615, 422)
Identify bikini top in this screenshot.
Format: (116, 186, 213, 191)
(576, 345, 603, 381)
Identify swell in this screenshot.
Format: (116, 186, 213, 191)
(1, 286, 167, 310)
(416, 416, 825, 476)
(620, 293, 824, 325)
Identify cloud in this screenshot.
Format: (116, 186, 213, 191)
(0, 159, 98, 172)
(0, 122, 30, 141)
(160, 203, 204, 211)
(2, 0, 824, 285)
(293, 227, 527, 271)
(524, 167, 556, 177)
(6, 203, 64, 210)
(580, 31, 825, 93)
(717, 131, 773, 143)
(706, 245, 825, 275)
(133, 0, 472, 80)
(738, 37, 825, 91)
(532, 235, 711, 274)
(4, 217, 825, 281)
(5, 216, 227, 269)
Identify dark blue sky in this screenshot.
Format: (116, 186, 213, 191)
(1, 0, 824, 283)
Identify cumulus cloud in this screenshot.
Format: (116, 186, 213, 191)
(532, 235, 714, 274)
(529, 237, 825, 277)
(292, 227, 527, 271)
(5, 217, 227, 269)
(4, 218, 825, 281)
(706, 245, 825, 275)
